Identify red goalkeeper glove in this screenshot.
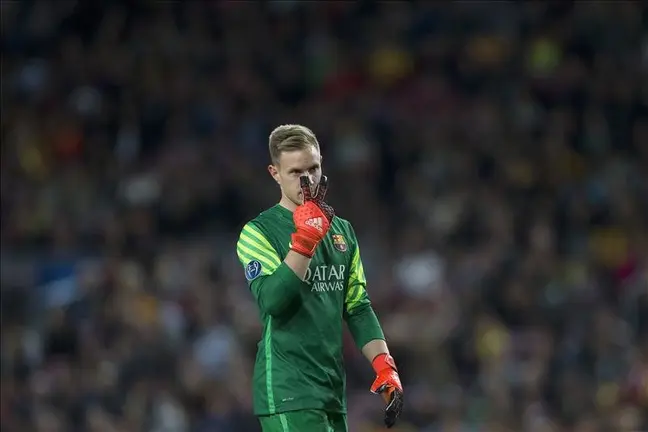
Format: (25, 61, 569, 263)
(371, 353, 404, 428)
(290, 176, 335, 258)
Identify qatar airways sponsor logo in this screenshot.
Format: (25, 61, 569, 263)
(304, 264, 346, 292)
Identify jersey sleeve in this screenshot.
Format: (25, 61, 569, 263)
(344, 243, 371, 313)
(343, 227, 385, 349)
(236, 221, 304, 317)
(236, 222, 282, 280)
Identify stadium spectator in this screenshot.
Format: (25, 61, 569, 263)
(1, 2, 646, 431)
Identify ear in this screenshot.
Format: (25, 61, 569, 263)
(268, 164, 280, 184)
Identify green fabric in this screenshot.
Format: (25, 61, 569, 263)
(251, 261, 306, 316)
(345, 303, 385, 350)
(258, 409, 348, 432)
(236, 205, 385, 415)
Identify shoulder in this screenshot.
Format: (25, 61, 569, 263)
(238, 219, 273, 250)
(236, 211, 283, 276)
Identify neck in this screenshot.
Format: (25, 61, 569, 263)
(279, 196, 297, 212)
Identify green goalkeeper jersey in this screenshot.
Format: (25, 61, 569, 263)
(236, 204, 385, 416)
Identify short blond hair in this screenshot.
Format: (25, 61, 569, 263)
(269, 124, 320, 164)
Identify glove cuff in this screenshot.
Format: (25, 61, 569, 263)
(290, 232, 317, 258)
(372, 353, 397, 374)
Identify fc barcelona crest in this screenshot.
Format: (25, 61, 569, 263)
(332, 234, 347, 252)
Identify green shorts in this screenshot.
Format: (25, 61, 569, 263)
(258, 409, 348, 432)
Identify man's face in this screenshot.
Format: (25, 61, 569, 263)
(269, 146, 322, 207)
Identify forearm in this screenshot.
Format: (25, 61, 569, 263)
(284, 250, 312, 280)
(346, 303, 385, 351)
(253, 261, 308, 316)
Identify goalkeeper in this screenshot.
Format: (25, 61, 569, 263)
(236, 125, 403, 432)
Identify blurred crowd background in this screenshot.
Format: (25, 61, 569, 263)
(1, 1, 647, 431)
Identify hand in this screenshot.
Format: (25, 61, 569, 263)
(370, 354, 404, 428)
(290, 176, 335, 258)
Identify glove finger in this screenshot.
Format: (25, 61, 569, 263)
(319, 201, 335, 222)
(299, 176, 313, 201)
(384, 388, 403, 428)
(315, 175, 329, 201)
